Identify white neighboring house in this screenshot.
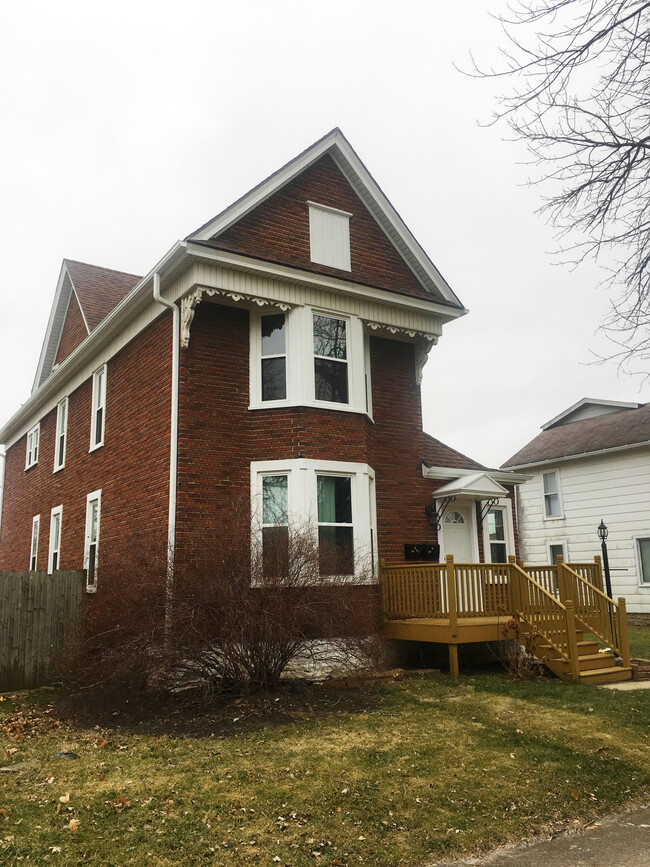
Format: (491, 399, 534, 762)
(502, 398, 650, 614)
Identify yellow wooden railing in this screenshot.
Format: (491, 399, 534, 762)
(557, 558, 630, 666)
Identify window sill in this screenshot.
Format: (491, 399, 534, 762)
(543, 515, 564, 521)
(53, 465, 65, 474)
(24, 463, 38, 472)
(88, 442, 104, 454)
(249, 400, 373, 420)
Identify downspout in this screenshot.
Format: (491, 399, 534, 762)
(152, 273, 179, 626)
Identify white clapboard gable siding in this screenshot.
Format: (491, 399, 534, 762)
(515, 446, 650, 612)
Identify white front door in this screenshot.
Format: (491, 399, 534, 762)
(442, 504, 474, 562)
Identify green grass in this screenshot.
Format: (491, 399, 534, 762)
(629, 626, 650, 659)
(1, 676, 649, 866)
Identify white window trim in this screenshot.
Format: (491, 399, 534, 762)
(250, 458, 377, 581)
(249, 306, 371, 417)
(53, 396, 68, 472)
(307, 201, 352, 271)
(25, 422, 40, 470)
(633, 535, 650, 588)
(89, 364, 106, 452)
(481, 498, 516, 564)
(48, 505, 63, 574)
(84, 489, 102, 593)
(30, 514, 40, 571)
(547, 540, 568, 564)
(542, 468, 564, 520)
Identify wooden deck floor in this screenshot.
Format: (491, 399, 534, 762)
(382, 615, 515, 645)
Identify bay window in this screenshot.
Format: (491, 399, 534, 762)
(313, 314, 348, 404)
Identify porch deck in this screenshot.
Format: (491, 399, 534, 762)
(380, 556, 632, 683)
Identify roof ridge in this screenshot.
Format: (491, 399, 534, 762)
(64, 259, 142, 280)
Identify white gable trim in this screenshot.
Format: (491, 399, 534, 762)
(541, 398, 641, 430)
(432, 472, 509, 500)
(422, 463, 531, 485)
(188, 128, 465, 310)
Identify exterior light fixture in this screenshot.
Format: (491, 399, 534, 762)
(597, 519, 613, 599)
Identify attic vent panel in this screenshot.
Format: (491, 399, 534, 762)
(308, 202, 352, 271)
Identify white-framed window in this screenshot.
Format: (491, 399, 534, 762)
(29, 515, 40, 571)
(25, 423, 40, 469)
(481, 499, 515, 564)
(542, 470, 562, 518)
(548, 541, 568, 564)
(251, 459, 377, 580)
(48, 505, 62, 574)
(90, 364, 106, 450)
(84, 490, 101, 592)
(308, 201, 352, 271)
(53, 397, 68, 472)
(249, 306, 370, 415)
(633, 536, 650, 586)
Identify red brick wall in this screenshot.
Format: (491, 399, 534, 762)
(174, 302, 438, 567)
(55, 291, 88, 365)
(0, 313, 173, 573)
(213, 155, 440, 304)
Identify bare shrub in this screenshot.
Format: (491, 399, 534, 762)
(59, 512, 381, 705)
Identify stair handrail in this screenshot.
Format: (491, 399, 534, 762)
(557, 558, 629, 662)
(509, 559, 573, 666)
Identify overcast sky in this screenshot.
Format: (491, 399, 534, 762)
(1, 1, 647, 468)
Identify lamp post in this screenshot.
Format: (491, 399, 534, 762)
(597, 519, 613, 599)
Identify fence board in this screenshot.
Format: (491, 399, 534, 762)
(0, 571, 85, 691)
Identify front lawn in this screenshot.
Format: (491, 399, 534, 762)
(1, 675, 649, 865)
(629, 625, 650, 659)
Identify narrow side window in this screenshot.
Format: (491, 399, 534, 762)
(261, 313, 287, 401)
(30, 515, 40, 570)
(84, 490, 101, 592)
(90, 365, 106, 450)
(261, 475, 288, 577)
(543, 471, 561, 517)
(48, 505, 62, 574)
(54, 397, 68, 471)
(25, 423, 40, 469)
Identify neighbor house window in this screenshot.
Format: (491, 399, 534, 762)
(84, 490, 101, 592)
(548, 541, 567, 564)
(487, 509, 507, 563)
(252, 459, 376, 580)
(636, 537, 650, 585)
(90, 364, 106, 450)
(25, 423, 40, 469)
(308, 202, 352, 271)
(30, 515, 40, 571)
(313, 313, 348, 404)
(260, 313, 287, 401)
(543, 471, 561, 517)
(48, 505, 62, 574)
(54, 397, 68, 471)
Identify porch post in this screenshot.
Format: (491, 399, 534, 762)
(448, 643, 459, 678)
(556, 555, 567, 604)
(565, 600, 581, 683)
(618, 598, 631, 668)
(446, 554, 458, 637)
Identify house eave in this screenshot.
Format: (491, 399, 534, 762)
(422, 463, 532, 485)
(503, 438, 650, 471)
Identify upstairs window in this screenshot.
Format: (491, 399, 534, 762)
(54, 397, 68, 471)
(84, 490, 101, 592)
(313, 313, 348, 404)
(25, 423, 40, 469)
(261, 314, 287, 401)
(308, 202, 351, 271)
(543, 471, 562, 518)
(30, 515, 40, 571)
(90, 364, 106, 450)
(48, 505, 62, 574)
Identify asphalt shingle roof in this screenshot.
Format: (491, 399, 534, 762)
(65, 260, 141, 332)
(422, 432, 487, 471)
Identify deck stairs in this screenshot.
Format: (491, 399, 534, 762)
(380, 555, 632, 683)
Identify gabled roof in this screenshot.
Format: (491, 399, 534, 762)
(188, 128, 466, 311)
(541, 397, 641, 430)
(503, 402, 650, 468)
(432, 472, 509, 500)
(421, 432, 487, 472)
(32, 260, 141, 393)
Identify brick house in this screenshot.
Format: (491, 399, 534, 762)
(0, 129, 524, 593)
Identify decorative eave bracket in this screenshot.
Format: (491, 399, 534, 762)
(425, 495, 456, 531)
(362, 320, 438, 384)
(180, 285, 295, 348)
(478, 498, 501, 527)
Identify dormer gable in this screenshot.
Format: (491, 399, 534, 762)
(32, 260, 141, 392)
(188, 128, 465, 309)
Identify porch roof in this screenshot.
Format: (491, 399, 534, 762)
(431, 472, 509, 501)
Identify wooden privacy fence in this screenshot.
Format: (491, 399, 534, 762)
(0, 570, 85, 691)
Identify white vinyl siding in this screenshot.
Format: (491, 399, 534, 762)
(54, 397, 68, 471)
(90, 364, 106, 450)
(308, 202, 352, 271)
(48, 505, 62, 574)
(30, 515, 40, 570)
(25, 423, 40, 469)
(515, 447, 650, 612)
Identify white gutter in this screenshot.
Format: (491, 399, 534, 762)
(422, 464, 532, 484)
(503, 438, 650, 471)
(152, 272, 180, 619)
